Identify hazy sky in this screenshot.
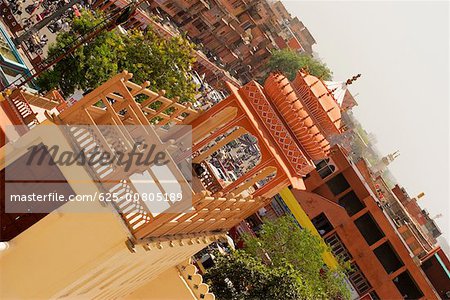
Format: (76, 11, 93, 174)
(282, 1, 449, 240)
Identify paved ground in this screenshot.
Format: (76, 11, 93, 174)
(5, 0, 78, 59)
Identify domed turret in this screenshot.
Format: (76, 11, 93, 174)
(291, 71, 342, 137)
(263, 73, 330, 160)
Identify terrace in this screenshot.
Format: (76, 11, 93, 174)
(1, 70, 272, 245)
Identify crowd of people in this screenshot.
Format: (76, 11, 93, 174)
(3, 0, 87, 56)
(25, 32, 47, 54)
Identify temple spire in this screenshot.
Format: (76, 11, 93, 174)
(387, 150, 400, 161)
(370, 150, 400, 176)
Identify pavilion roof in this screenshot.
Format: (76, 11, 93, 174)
(263, 73, 331, 161)
(301, 74, 341, 128)
(290, 72, 342, 137)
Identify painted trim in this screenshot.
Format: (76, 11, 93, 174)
(435, 253, 450, 279)
(0, 24, 27, 67)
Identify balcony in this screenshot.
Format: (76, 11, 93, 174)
(0, 71, 262, 300)
(348, 262, 372, 296)
(45, 71, 265, 243)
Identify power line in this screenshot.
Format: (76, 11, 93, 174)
(4, 1, 138, 90)
(12, 0, 84, 46)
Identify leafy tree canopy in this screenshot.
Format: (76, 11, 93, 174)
(243, 216, 350, 299)
(267, 49, 333, 81)
(204, 250, 311, 300)
(37, 10, 197, 103)
(205, 217, 351, 300)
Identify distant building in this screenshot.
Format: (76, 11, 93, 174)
(287, 17, 316, 54)
(94, 0, 316, 83)
(392, 185, 442, 243)
(370, 151, 400, 176)
(291, 145, 445, 299)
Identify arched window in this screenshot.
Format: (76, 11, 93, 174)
(315, 159, 336, 179)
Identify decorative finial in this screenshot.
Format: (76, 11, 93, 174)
(327, 87, 337, 96)
(345, 74, 361, 85)
(318, 93, 327, 99)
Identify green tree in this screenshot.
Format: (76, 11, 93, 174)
(204, 251, 311, 300)
(120, 30, 197, 102)
(37, 10, 197, 103)
(205, 216, 351, 299)
(267, 49, 333, 81)
(243, 216, 350, 299)
(37, 10, 124, 95)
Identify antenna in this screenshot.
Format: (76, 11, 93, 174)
(433, 214, 443, 219)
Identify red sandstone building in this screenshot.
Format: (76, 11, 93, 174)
(224, 70, 449, 299)
(1, 0, 317, 92)
(93, 0, 316, 83)
(146, 0, 316, 81)
(292, 146, 449, 299)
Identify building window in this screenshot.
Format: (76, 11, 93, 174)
(241, 21, 253, 31)
(324, 233, 352, 262)
(315, 158, 336, 179)
(311, 213, 333, 236)
(354, 213, 385, 246)
(338, 191, 365, 216)
(176, 10, 186, 18)
(193, 20, 207, 32)
(369, 291, 380, 300)
(374, 242, 404, 274)
(393, 271, 424, 299)
(348, 262, 372, 296)
(326, 173, 350, 196)
(271, 194, 289, 217)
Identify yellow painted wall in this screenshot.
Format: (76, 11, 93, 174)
(0, 203, 127, 299)
(0, 122, 216, 299)
(125, 267, 198, 300)
(0, 202, 216, 299)
(279, 187, 338, 269)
